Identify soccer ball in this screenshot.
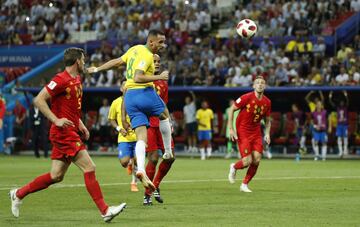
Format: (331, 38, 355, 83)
(236, 19, 257, 39)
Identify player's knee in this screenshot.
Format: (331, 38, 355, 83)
(51, 172, 65, 183)
(242, 156, 252, 166)
(120, 159, 130, 168)
(85, 163, 96, 172)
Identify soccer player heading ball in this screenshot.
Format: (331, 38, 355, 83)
(227, 76, 271, 192)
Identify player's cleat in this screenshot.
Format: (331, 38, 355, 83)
(314, 156, 319, 161)
(102, 203, 127, 223)
(9, 189, 22, 218)
(162, 152, 173, 160)
(153, 188, 163, 203)
(240, 183, 252, 193)
(130, 182, 139, 192)
(228, 163, 236, 184)
(143, 195, 153, 206)
(136, 171, 156, 191)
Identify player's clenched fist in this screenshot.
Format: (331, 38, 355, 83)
(86, 67, 98, 74)
(54, 118, 74, 128)
(159, 71, 169, 80)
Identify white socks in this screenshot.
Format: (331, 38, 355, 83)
(337, 137, 343, 156)
(159, 118, 172, 155)
(135, 140, 146, 172)
(207, 146, 212, 157)
(313, 142, 319, 157)
(344, 137, 348, 155)
(321, 145, 327, 160)
(200, 148, 205, 160)
(300, 136, 306, 149)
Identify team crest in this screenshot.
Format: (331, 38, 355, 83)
(76, 142, 81, 147)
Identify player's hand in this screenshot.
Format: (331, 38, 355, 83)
(229, 128, 238, 142)
(120, 128, 127, 137)
(159, 71, 169, 81)
(264, 134, 271, 145)
(79, 124, 90, 140)
(122, 121, 131, 131)
(0, 119, 3, 129)
(86, 67, 98, 74)
(54, 118, 74, 128)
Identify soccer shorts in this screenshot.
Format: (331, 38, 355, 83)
(124, 87, 165, 129)
(50, 133, 86, 164)
(118, 142, 136, 159)
(198, 130, 212, 141)
(237, 133, 263, 158)
(313, 131, 328, 143)
(336, 124, 348, 137)
(186, 122, 197, 136)
(146, 127, 174, 152)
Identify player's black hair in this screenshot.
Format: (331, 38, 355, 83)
(120, 78, 127, 84)
(147, 29, 165, 38)
(64, 47, 85, 67)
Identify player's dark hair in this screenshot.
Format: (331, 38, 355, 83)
(148, 29, 165, 38)
(254, 75, 266, 82)
(64, 47, 85, 67)
(120, 78, 127, 84)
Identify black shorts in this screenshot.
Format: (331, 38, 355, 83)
(186, 122, 197, 136)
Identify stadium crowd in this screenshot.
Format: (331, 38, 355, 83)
(0, 0, 359, 88)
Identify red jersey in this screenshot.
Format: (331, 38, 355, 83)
(149, 80, 168, 127)
(235, 91, 271, 136)
(45, 70, 83, 139)
(0, 99, 5, 119)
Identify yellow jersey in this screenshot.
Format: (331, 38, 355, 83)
(196, 108, 214, 131)
(121, 45, 155, 90)
(108, 97, 136, 143)
(308, 101, 316, 113)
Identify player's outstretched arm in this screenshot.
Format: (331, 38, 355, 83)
(305, 90, 314, 104)
(264, 116, 271, 145)
(87, 57, 125, 74)
(343, 90, 349, 107)
(228, 104, 240, 141)
(33, 88, 74, 127)
(134, 70, 169, 83)
(120, 95, 131, 132)
(328, 91, 336, 108)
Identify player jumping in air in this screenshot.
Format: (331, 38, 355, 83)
(108, 79, 138, 192)
(143, 54, 175, 205)
(9, 48, 126, 222)
(87, 30, 173, 191)
(227, 76, 271, 192)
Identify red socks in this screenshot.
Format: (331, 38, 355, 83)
(234, 160, 246, 170)
(153, 160, 173, 189)
(16, 173, 54, 199)
(243, 164, 259, 184)
(84, 171, 108, 215)
(145, 161, 157, 195)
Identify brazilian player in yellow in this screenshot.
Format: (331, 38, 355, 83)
(87, 30, 172, 191)
(196, 100, 214, 160)
(108, 79, 138, 192)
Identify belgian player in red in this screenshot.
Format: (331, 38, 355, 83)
(143, 54, 175, 205)
(9, 48, 126, 222)
(227, 76, 271, 192)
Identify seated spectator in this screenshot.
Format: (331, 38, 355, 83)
(335, 66, 349, 85)
(337, 44, 353, 62)
(275, 63, 289, 86)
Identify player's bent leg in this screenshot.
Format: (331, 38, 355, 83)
(153, 153, 175, 203)
(9, 159, 69, 218)
(119, 157, 131, 168)
(145, 150, 159, 196)
(159, 108, 173, 159)
(73, 150, 115, 218)
(241, 151, 261, 192)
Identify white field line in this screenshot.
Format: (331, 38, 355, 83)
(1, 175, 359, 191)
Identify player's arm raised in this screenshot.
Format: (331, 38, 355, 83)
(134, 69, 169, 83)
(264, 116, 271, 145)
(33, 88, 74, 128)
(87, 57, 125, 74)
(228, 103, 240, 142)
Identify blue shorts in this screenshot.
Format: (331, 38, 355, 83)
(198, 130, 212, 141)
(124, 87, 165, 129)
(296, 128, 304, 139)
(118, 142, 136, 159)
(336, 124, 348, 137)
(313, 131, 327, 143)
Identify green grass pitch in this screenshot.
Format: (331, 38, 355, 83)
(0, 156, 359, 226)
